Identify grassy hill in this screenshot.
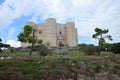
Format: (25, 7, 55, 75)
(0, 51, 120, 80)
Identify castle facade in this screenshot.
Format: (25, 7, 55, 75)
(21, 18, 78, 47)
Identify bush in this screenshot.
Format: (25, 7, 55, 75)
(84, 45, 96, 55)
(33, 45, 40, 51)
(38, 44, 48, 56)
(0, 48, 3, 52)
(79, 44, 96, 55)
(111, 43, 120, 54)
(79, 44, 87, 52)
(7, 47, 15, 52)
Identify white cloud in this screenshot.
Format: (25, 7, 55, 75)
(6, 40, 21, 47)
(0, 0, 120, 44)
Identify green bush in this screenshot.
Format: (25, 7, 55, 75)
(79, 44, 96, 55)
(33, 45, 40, 51)
(111, 43, 120, 54)
(7, 47, 15, 52)
(84, 45, 96, 55)
(0, 49, 3, 52)
(38, 44, 48, 56)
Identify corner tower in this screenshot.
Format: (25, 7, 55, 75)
(45, 18, 57, 47)
(65, 22, 78, 47)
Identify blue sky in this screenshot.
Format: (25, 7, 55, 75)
(0, 0, 120, 47)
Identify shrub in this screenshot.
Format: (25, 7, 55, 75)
(33, 45, 40, 51)
(78, 44, 87, 52)
(38, 44, 48, 56)
(0, 48, 3, 52)
(7, 47, 15, 52)
(111, 43, 120, 54)
(79, 44, 96, 55)
(84, 45, 96, 55)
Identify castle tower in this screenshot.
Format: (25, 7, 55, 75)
(45, 18, 57, 47)
(65, 22, 77, 47)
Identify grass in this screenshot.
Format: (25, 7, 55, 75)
(0, 51, 38, 57)
(0, 54, 119, 80)
(0, 60, 43, 80)
(0, 50, 119, 80)
(0, 50, 113, 57)
(66, 50, 84, 56)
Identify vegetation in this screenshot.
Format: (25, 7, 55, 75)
(0, 54, 120, 80)
(92, 28, 112, 55)
(111, 42, 120, 54)
(17, 25, 42, 56)
(0, 38, 10, 52)
(38, 44, 49, 56)
(79, 44, 96, 55)
(103, 43, 113, 51)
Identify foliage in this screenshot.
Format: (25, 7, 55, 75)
(17, 25, 42, 56)
(111, 42, 120, 54)
(92, 63, 101, 73)
(17, 25, 33, 43)
(0, 38, 10, 52)
(79, 43, 87, 52)
(92, 28, 112, 55)
(38, 44, 48, 56)
(84, 45, 96, 55)
(0, 56, 120, 80)
(103, 43, 112, 51)
(79, 44, 96, 55)
(0, 60, 43, 80)
(37, 40, 43, 44)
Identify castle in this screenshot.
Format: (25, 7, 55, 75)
(21, 18, 78, 47)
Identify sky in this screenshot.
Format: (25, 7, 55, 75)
(0, 0, 120, 47)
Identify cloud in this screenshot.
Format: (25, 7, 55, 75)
(6, 40, 21, 47)
(0, 0, 120, 44)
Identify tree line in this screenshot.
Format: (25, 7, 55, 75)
(0, 38, 10, 52)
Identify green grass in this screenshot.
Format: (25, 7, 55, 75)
(66, 50, 84, 56)
(0, 50, 118, 80)
(0, 50, 113, 57)
(0, 51, 38, 57)
(0, 60, 43, 80)
(100, 51, 113, 56)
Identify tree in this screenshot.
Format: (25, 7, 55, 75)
(92, 28, 112, 55)
(17, 25, 42, 56)
(0, 38, 10, 52)
(111, 43, 120, 54)
(0, 38, 3, 52)
(103, 43, 112, 51)
(0, 38, 2, 42)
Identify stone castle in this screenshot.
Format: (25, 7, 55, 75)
(21, 18, 78, 47)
